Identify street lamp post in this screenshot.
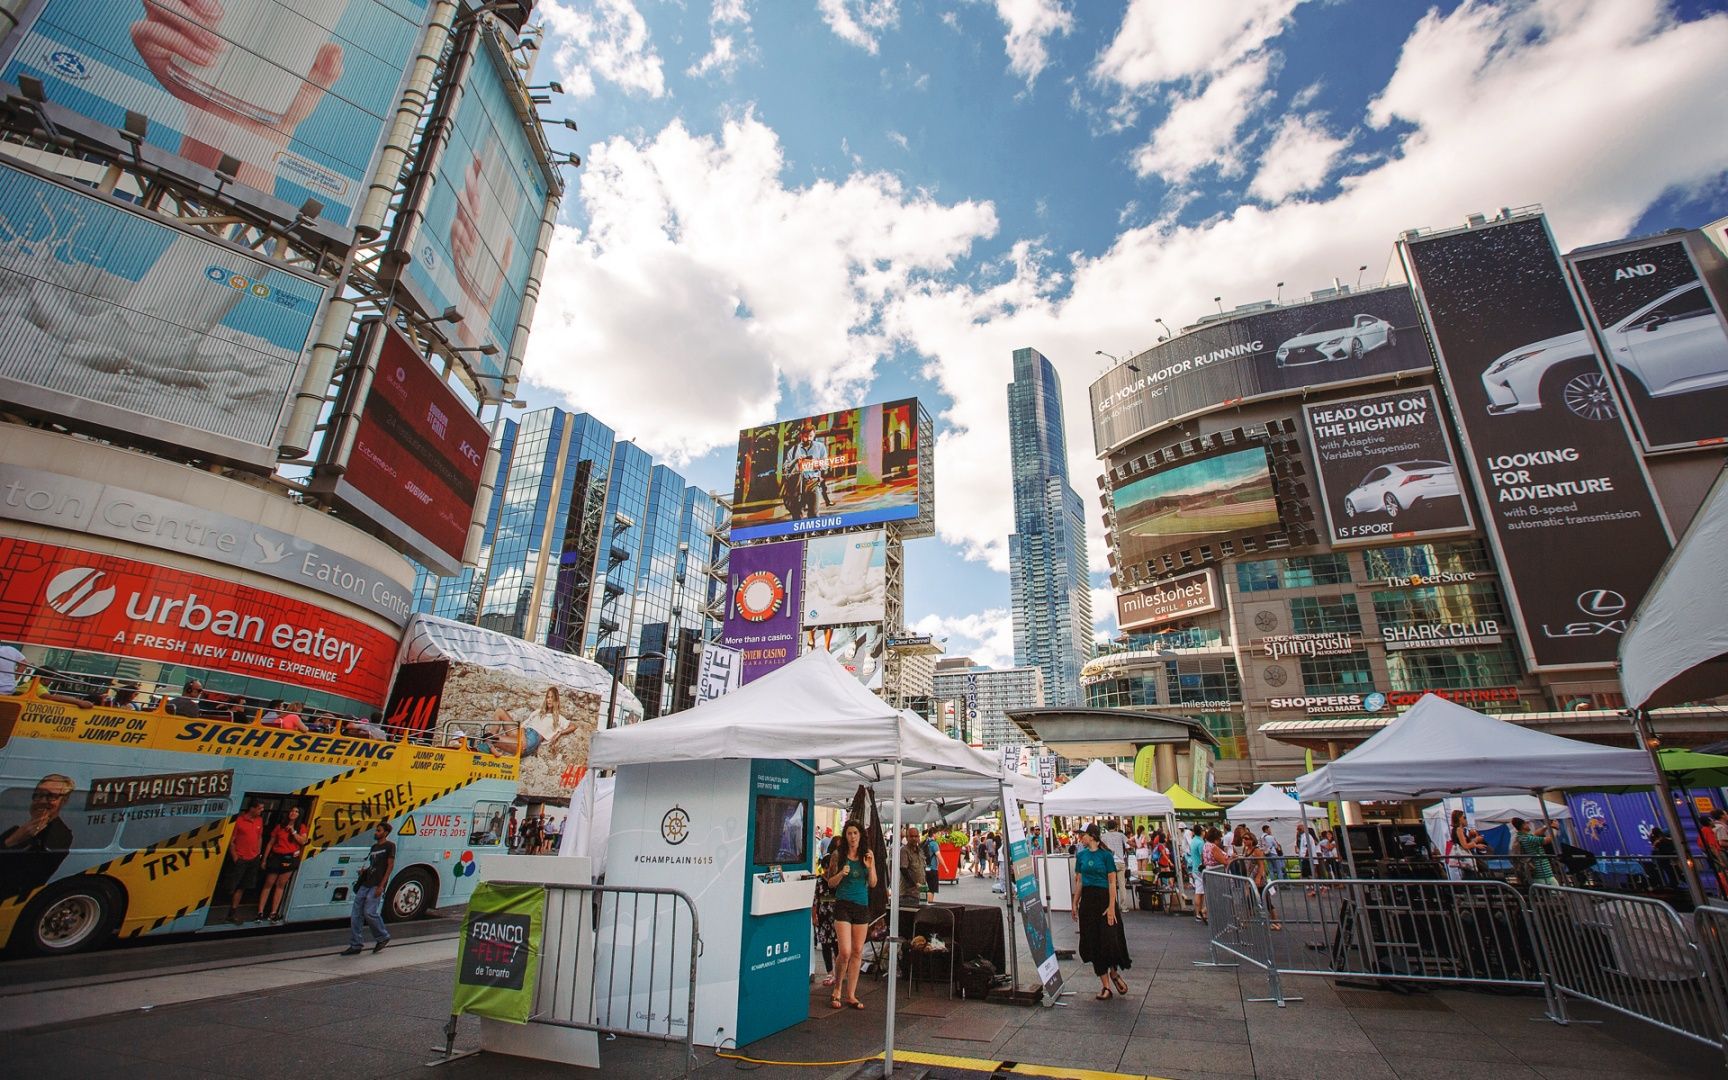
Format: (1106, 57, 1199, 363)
(604, 651, 666, 729)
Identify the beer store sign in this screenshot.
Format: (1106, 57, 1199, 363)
(1257, 632, 1356, 660)
(1268, 692, 1388, 715)
(1381, 570, 1478, 589)
(1116, 568, 1218, 631)
(1381, 620, 1503, 651)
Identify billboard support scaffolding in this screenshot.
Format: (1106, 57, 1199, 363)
(354, 0, 461, 240)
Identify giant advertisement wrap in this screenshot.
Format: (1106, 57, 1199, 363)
(0, 536, 397, 701)
(1115, 568, 1218, 631)
(721, 540, 803, 684)
(1401, 215, 1672, 670)
(1570, 237, 1728, 452)
(1303, 387, 1473, 546)
(731, 399, 921, 542)
(1110, 446, 1279, 577)
(400, 30, 553, 382)
(327, 324, 490, 574)
(0, 162, 326, 467)
(1089, 286, 1432, 453)
(802, 623, 884, 687)
(0, 464, 413, 625)
(1, 0, 434, 229)
(801, 530, 886, 627)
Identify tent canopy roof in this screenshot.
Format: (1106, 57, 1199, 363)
(1621, 464, 1728, 710)
(1226, 783, 1324, 823)
(1043, 760, 1175, 816)
(1295, 693, 1656, 801)
(1420, 795, 1571, 824)
(589, 650, 1016, 800)
(1163, 783, 1222, 813)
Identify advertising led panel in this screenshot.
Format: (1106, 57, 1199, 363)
(801, 530, 887, 628)
(1089, 286, 1432, 454)
(1401, 215, 1672, 670)
(1303, 387, 1473, 547)
(400, 30, 553, 383)
(0, 162, 325, 468)
(1110, 447, 1279, 576)
(1570, 236, 1728, 453)
(327, 323, 490, 575)
(721, 539, 803, 685)
(1, 0, 434, 230)
(0, 536, 397, 702)
(731, 398, 921, 542)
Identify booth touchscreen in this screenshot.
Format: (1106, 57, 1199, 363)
(755, 795, 807, 866)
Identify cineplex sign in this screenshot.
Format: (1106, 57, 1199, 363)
(1116, 568, 1218, 631)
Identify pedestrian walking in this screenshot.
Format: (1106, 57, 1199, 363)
(1070, 824, 1131, 1000)
(341, 821, 394, 955)
(822, 820, 876, 1010)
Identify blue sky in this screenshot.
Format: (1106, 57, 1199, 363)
(518, 0, 1728, 668)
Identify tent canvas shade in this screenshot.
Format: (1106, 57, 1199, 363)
(1620, 462, 1728, 710)
(1163, 782, 1222, 814)
(1042, 760, 1176, 816)
(1295, 693, 1656, 802)
(1226, 782, 1325, 823)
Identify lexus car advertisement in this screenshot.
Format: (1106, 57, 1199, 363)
(1089, 285, 1431, 453)
(1303, 387, 1473, 546)
(1569, 235, 1728, 453)
(1400, 213, 1671, 670)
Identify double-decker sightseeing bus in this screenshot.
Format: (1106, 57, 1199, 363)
(0, 676, 517, 954)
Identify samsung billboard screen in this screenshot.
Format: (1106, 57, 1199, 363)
(731, 398, 922, 542)
(1089, 285, 1432, 454)
(1569, 235, 1728, 453)
(1, 0, 434, 231)
(1110, 446, 1279, 578)
(1303, 387, 1474, 547)
(1401, 214, 1671, 671)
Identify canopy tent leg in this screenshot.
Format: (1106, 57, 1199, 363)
(884, 758, 903, 1076)
(1631, 707, 1707, 908)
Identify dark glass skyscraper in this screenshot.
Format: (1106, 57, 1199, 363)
(1007, 347, 1091, 706)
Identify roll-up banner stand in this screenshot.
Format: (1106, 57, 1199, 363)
(1399, 213, 1673, 672)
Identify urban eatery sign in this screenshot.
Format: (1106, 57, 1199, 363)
(1381, 620, 1503, 651)
(1116, 568, 1218, 631)
(1256, 631, 1357, 660)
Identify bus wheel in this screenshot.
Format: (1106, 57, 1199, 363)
(16, 879, 123, 955)
(386, 868, 436, 922)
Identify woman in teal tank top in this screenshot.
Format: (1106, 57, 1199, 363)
(821, 820, 877, 1011)
(1070, 824, 1132, 999)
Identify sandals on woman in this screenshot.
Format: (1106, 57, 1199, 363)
(1112, 973, 1129, 995)
(830, 993, 843, 1010)
(1095, 988, 1113, 1001)
(847, 998, 865, 1010)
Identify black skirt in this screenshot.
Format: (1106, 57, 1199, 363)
(1077, 885, 1131, 976)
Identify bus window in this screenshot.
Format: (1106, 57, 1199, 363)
(470, 800, 510, 846)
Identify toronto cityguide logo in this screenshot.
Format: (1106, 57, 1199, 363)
(661, 805, 690, 846)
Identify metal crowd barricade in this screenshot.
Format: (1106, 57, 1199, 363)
(1195, 869, 1299, 1005)
(1531, 883, 1727, 1057)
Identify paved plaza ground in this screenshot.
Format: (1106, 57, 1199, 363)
(4, 875, 1717, 1079)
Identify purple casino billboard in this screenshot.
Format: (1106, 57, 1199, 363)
(721, 540, 804, 684)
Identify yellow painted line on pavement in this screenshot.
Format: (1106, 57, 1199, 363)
(887, 1049, 1167, 1080)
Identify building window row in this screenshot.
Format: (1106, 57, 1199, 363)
(1385, 643, 1523, 694)
(1288, 594, 1362, 634)
(1236, 553, 1353, 593)
(1194, 712, 1247, 761)
(1298, 651, 1374, 696)
(1370, 582, 1507, 628)
(1361, 539, 1495, 582)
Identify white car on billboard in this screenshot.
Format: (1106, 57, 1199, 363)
(1275, 314, 1396, 367)
(1343, 460, 1460, 519)
(1480, 283, 1728, 419)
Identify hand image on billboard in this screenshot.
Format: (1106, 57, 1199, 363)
(449, 149, 515, 347)
(1343, 461, 1460, 520)
(131, 1, 344, 192)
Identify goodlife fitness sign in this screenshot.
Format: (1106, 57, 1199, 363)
(0, 537, 396, 702)
(1116, 568, 1219, 631)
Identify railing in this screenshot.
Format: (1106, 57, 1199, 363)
(1532, 884, 1727, 1056)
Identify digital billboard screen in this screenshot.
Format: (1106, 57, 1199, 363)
(721, 539, 803, 685)
(1401, 214, 1672, 670)
(730, 398, 921, 542)
(1570, 236, 1728, 453)
(1303, 387, 1473, 546)
(399, 29, 553, 384)
(801, 530, 887, 628)
(1110, 447, 1279, 576)
(1089, 286, 1433, 454)
(1, 0, 434, 230)
(0, 162, 325, 468)
(326, 323, 490, 574)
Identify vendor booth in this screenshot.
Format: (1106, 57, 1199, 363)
(1226, 783, 1326, 859)
(586, 649, 1021, 1071)
(1040, 760, 1176, 912)
(1164, 782, 1223, 818)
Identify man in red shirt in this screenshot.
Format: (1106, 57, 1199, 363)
(225, 802, 266, 922)
(1699, 810, 1728, 895)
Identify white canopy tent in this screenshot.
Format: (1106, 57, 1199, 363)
(1226, 783, 1326, 858)
(588, 649, 1016, 1076)
(1420, 796, 1570, 855)
(1043, 760, 1175, 816)
(1620, 463, 1728, 712)
(1295, 693, 1657, 802)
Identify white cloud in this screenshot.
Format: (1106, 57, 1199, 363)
(1132, 54, 1276, 182)
(887, 130, 910, 151)
(688, 0, 755, 80)
(912, 609, 1016, 670)
(1094, 0, 1304, 90)
(1089, 587, 1116, 628)
(818, 0, 899, 54)
(1247, 112, 1351, 203)
(993, 0, 1074, 88)
(524, 113, 997, 462)
(540, 0, 667, 100)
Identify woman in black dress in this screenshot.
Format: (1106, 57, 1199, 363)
(1070, 824, 1131, 999)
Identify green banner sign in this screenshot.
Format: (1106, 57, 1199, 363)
(451, 882, 547, 1023)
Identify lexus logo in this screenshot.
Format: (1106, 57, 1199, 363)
(45, 567, 117, 618)
(1576, 590, 1626, 617)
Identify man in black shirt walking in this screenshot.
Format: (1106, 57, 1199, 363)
(342, 821, 395, 955)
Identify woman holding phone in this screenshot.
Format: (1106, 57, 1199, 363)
(822, 820, 877, 1010)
